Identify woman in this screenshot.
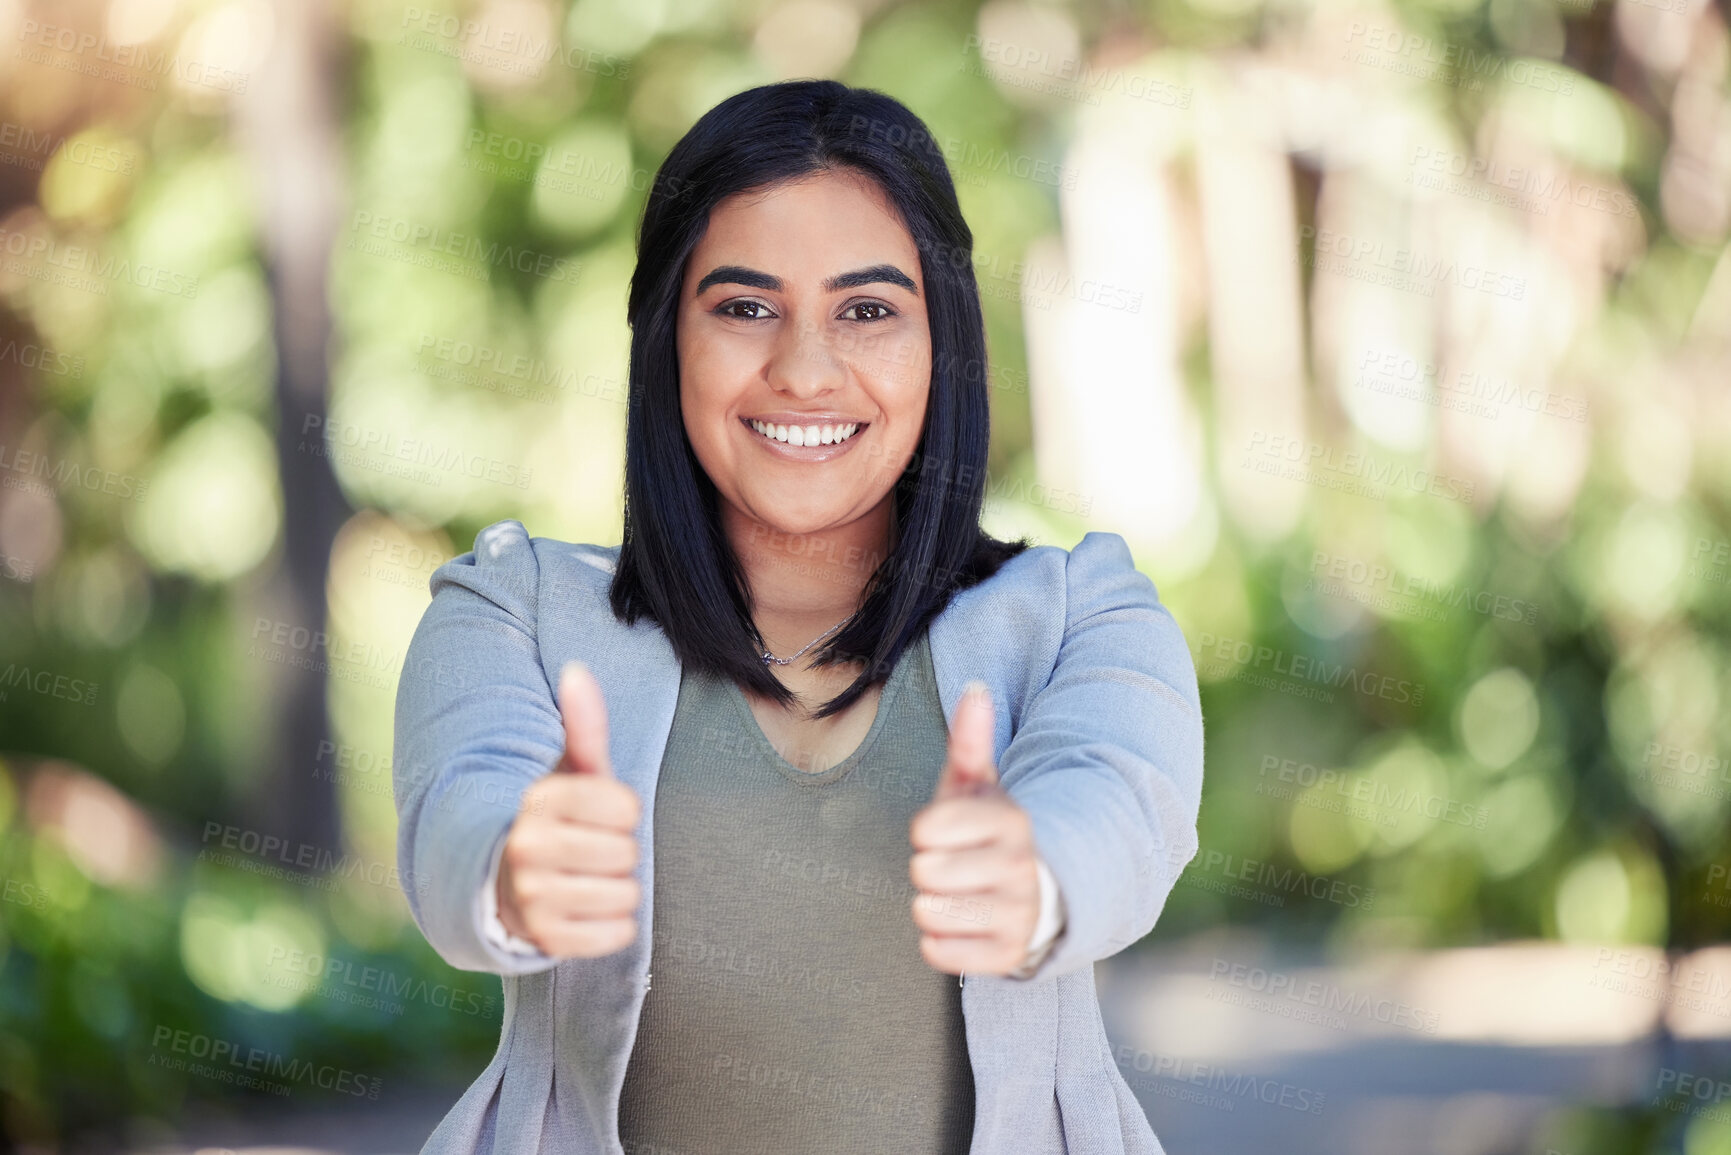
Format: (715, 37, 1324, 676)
(394, 79, 1204, 1155)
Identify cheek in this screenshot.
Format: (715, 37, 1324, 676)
(859, 332, 931, 407)
(677, 334, 732, 422)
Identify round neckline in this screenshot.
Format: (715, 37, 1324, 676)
(719, 634, 924, 787)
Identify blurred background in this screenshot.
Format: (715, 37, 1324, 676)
(0, 0, 1726, 1150)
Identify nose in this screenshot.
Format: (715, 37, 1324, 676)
(765, 314, 846, 398)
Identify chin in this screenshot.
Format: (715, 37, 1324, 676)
(755, 511, 849, 539)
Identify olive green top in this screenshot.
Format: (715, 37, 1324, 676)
(617, 628, 975, 1154)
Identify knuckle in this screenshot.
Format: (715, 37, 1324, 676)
(502, 833, 534, 869)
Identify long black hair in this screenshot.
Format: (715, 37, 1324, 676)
(609, 79, 1030, 720)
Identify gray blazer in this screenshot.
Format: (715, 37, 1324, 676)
(393, 518, 1205, 1154)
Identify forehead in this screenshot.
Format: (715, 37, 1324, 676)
(685, 168, 922, 284)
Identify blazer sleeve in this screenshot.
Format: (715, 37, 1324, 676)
(1002, 530, 1204, 982)
(393, 518, 567, 976)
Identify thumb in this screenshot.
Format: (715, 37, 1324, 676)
(933, 681, 997, 801)
(555, 661, 615, 777)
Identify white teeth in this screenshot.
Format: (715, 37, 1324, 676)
(749, 419, 861, 447)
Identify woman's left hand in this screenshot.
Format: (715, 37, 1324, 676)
(908, 683, 1039, 976)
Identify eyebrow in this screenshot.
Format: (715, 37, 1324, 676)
(694, 263, 919, 297)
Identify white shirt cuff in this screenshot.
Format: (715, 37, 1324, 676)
(1008, 855, 1066, 978)
(480, 831, 547, 957)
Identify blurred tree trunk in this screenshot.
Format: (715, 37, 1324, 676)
(233, 0, 351, 857)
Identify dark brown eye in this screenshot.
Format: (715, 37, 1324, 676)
(718, 300, 771, 319)
(844, 301, 895, 322)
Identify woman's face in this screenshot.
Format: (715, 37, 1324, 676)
(676, 166, 931, 540)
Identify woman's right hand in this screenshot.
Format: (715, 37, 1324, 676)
(495, 661, 644, 958)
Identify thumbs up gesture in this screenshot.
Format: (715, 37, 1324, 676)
(908, 682, 1040, 976)
(495, 661, 644, 958)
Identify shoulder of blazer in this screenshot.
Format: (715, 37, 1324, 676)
(433, 520, 622, 635)
(940, 530, 1150, 635)
(523, 533, 622, 588)
(943, 536, 1066, 618)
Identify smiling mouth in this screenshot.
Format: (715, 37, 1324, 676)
(742, 418, 869, 448)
